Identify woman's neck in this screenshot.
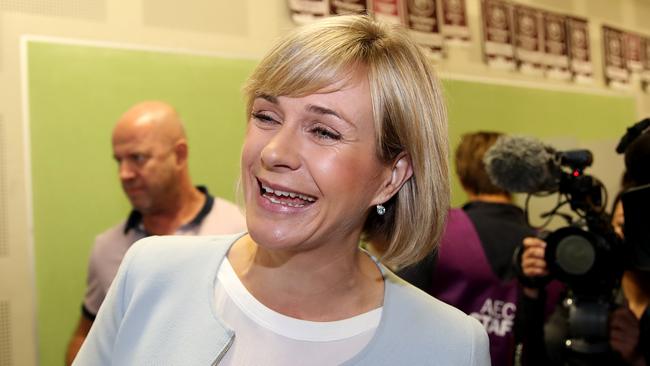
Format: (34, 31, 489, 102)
(227, 234, 384, 321)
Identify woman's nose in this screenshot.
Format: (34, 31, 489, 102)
(260, 125, 301, 172)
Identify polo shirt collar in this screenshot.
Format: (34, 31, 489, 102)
(123, 186, 214, 235)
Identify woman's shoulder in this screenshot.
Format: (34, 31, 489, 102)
(128, 233, 240, 257)
(131, 233, 241, 253)
(122, 233, 242, 277)
(377, 270, 490, 364)
(385, 269, 483, 330)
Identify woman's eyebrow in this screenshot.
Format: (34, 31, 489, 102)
(306, 104, 341, 119)
(306, 104, 355, 129)
(257, 94, 278, 104)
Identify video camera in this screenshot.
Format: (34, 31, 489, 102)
(483, 129, 650, 361)
(536, 149, 623, 297)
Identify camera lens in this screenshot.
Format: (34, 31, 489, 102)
(555, 234, 595, 275)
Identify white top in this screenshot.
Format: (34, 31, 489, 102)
(215, 257, 382, 365)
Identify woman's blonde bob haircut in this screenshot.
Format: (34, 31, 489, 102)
(243, 15, 449, 268)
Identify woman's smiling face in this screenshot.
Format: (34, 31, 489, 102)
(241, 71, 393, 252)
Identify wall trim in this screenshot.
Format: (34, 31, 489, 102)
(20, 34, 259, 61)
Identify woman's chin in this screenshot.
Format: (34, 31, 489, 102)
(247, 225, 309, 252)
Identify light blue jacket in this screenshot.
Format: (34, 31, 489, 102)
(74, 234, 490, 365)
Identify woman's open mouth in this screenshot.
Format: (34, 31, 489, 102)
(258, 179, 317, 208)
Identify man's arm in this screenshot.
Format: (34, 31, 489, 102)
(65, 315, 93, 365)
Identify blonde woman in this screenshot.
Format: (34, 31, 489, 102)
(74, 15, 489, 365)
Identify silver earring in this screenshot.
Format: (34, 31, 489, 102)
(376, 204, 386, 216)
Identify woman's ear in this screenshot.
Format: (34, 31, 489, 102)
(374, 152, 413, 205)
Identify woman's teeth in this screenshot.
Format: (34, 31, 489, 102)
(266, 196, 306, 207)
(261, 185, 316, 207)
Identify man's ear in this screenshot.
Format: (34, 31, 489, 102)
(374, 152, 413, 205)
(174, 139, 188, 166)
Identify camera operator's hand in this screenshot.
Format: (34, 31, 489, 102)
(522, 237, 549, 277)
(521, 237, 549, 298)
(609, 306, 647, 366)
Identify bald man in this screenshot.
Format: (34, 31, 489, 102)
(65, 101, 246, 364)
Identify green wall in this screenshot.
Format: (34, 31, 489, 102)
(27, 41, 636, 365)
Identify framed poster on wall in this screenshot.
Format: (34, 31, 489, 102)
(481, 0, 515, 70)
(543, 11, 570, 80)
(567, 17, 593, 84)
(603, 26, 630, 88)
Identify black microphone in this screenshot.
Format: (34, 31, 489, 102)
(483, 136, 560, 193)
